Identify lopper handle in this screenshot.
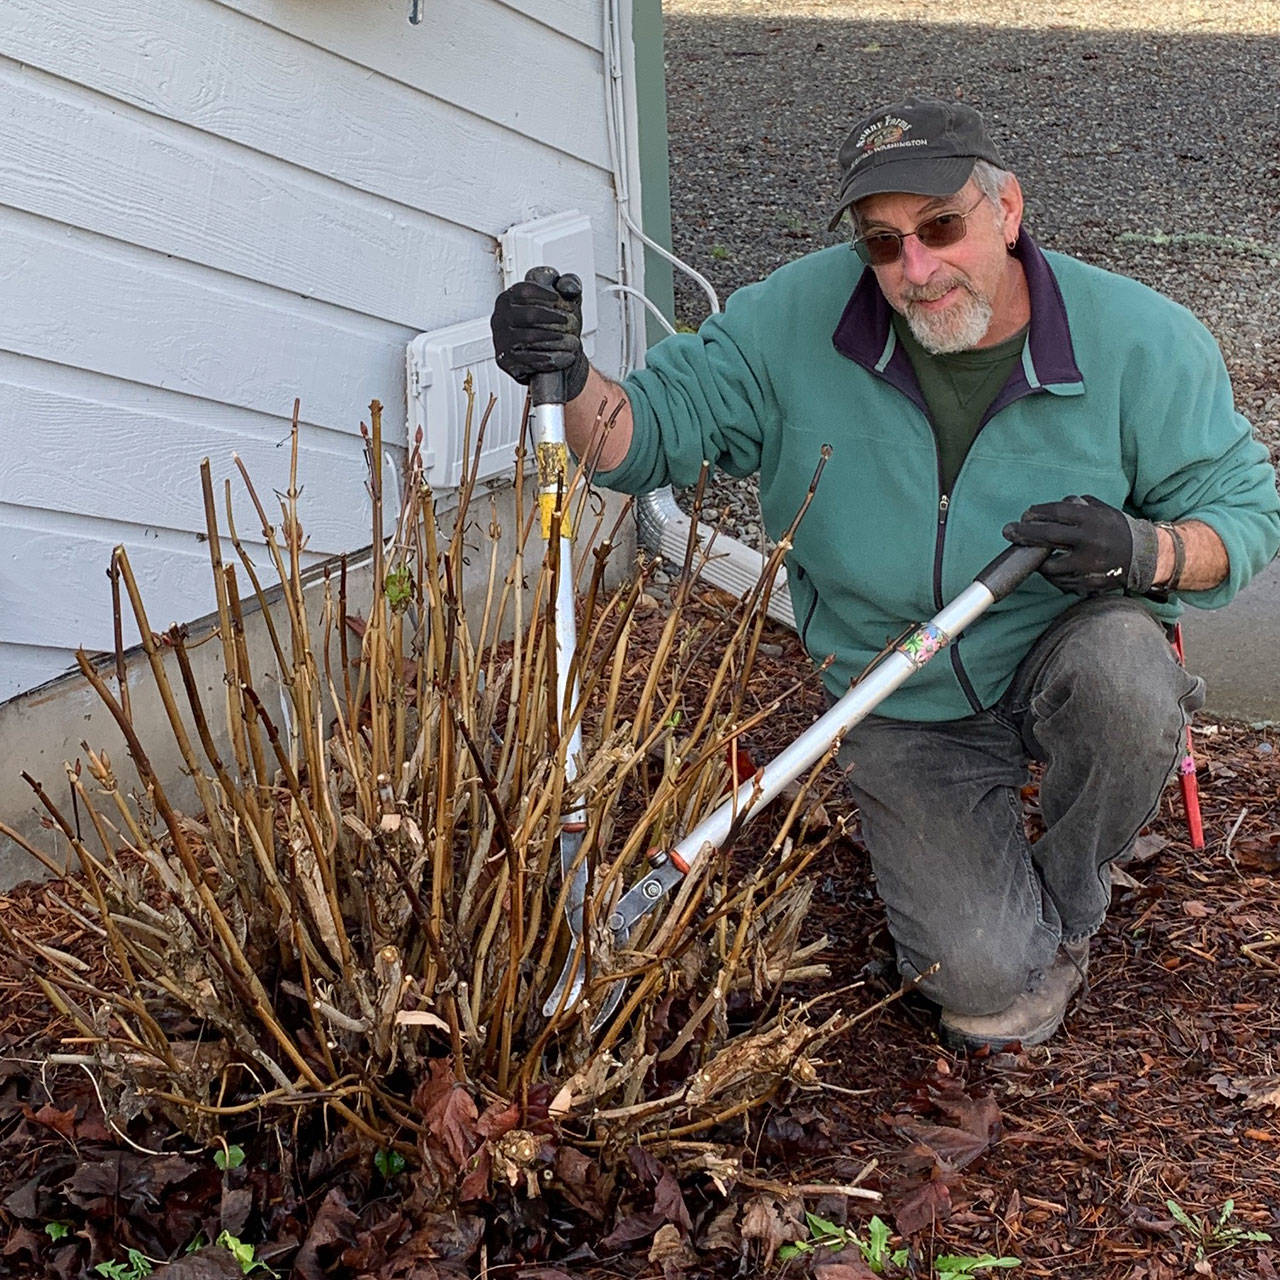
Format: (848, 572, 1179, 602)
(602, 533, 1054, 951)
(525, 266, 578, 407)
(976, 543, 1053, 602)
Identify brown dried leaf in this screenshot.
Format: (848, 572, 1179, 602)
(1234, 1075, 1280, 1110)
(891, 1117, 991, 1170)
(648, 1222, 698, 1278)
(457, 1147, 491, 1203)
(654, 1169, 693, 1235)
(1129, 832, 1170, 863)
(424, 1082, 479, 1168)
(1234, 835, 1280, 871)
(813, 1259, 881, 1280)
(1209, 1072, 1250, 1100)
(926, 1083, 1002, 1141)
(698, 1203, 740, 1253)
(342, 1209, 412, 1273)
(294, 1187, 360, 1280)
(220, 1182, 254, 1236)
(379, 1261, 470, 1280)
(739, 1193, 805, 1266)
(893, 1174, 952, 1235)
(1002, 1187, 1023, 1235)
(894, 1139, 946, 1177)
(1110, 863, 1142, 889)
(1124, 1205, 1178, 1234)
(475, 1097, 521, 1140)
(150, 1248, 245, 1278)
(554, 1146, 605, 1219)
(0, 1226, 47, 1266)
(628, 1143, 665, 1185)
(62, 1157, 127, 1210)
(406, 1212, 485, 1263)
(600, 1210, 665, 1252)
(1182, 899, 1214, 918)
(414, 1059, 455, 1111)
(26, 1103, 77, 1139)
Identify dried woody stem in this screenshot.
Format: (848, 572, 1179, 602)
(5, 385, 858, 1192)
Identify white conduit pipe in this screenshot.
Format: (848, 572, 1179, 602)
(634, 487, 797, 630)
(602, 0, 797, 634)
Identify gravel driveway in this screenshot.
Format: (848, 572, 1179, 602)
(661, 0, 1280, 540)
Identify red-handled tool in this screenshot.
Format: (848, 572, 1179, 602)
(1170, 623, 1205, 850)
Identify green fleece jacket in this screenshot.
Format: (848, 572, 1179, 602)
(599, 235, 1280, 721)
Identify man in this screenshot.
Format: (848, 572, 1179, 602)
(490, 97, 1280, 1051)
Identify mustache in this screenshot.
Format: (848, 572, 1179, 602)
(902, 276, 976, 305)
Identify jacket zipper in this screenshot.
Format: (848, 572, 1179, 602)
(866, 331, 1033, 715)
(794, 563, 820, 652)
(936, 488, 985, 714)
(931, 492, 949, 611)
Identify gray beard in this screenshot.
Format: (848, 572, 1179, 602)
(904, 287, 994, 355)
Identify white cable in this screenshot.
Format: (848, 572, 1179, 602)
(601, 0, 721, 375)
(620, 207, 721, 317)
(382, 449, 402, 557)
(595, 2, 799, 638)
(603, 284, 677, 336)
(600, 0, 638, 368)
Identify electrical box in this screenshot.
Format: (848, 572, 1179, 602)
(499, 211, 597, 345)
(406, 318, 526, 491)
(407, 213, 596, 491)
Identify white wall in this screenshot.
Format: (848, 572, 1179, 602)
(0, 0, 629, 699)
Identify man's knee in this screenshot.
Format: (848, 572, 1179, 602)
(902, 934, 1047, 1017)
(1032, 604, 1198, 744)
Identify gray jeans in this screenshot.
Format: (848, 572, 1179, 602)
(835, 597, 1204, 1016)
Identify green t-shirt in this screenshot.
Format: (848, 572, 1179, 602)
(893, 313, 1028, 495)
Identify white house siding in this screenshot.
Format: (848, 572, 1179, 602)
(0, 0, 629, 700)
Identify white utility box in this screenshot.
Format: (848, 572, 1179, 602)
(407, 212, 596, 491)
(499, 210, 598, 341)
(406, 318, 526, 491)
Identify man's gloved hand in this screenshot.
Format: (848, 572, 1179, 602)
(1002, 495, 1160, 595)
(490, 270, 589, 401)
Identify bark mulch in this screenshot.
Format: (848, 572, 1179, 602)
(1, 594, 1278, 1278)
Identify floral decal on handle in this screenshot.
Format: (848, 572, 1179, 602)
(897, 623, 949, 669)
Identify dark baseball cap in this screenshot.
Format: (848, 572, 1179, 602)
(827, 96, 1004, 230)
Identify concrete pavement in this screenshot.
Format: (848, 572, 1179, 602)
(1181, 558, 1280, 724)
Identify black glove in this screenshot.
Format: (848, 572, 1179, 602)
(490, 269, 589, 401)
(1002, 495, 1160, 595)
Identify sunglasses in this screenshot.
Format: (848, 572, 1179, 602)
(852, 195, 988, 266)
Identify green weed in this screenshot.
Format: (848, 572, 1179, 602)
(214, 1142, 246, 1171)
(778, 1213, 1018, 1274)
(933, 1255, 1021, 1275)
(94, 1249, 153, 1280)
(777, 1211, 879, 1264)
(216, 1230, 279, 1276)
(1166, 1197, 1272, 1261)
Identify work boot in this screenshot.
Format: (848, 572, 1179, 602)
(939, 940, 1090, 1052)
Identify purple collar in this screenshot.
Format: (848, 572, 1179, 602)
(831, 232, 1084, 419)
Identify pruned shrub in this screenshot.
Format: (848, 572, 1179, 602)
(1, 387, 855, 1226)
